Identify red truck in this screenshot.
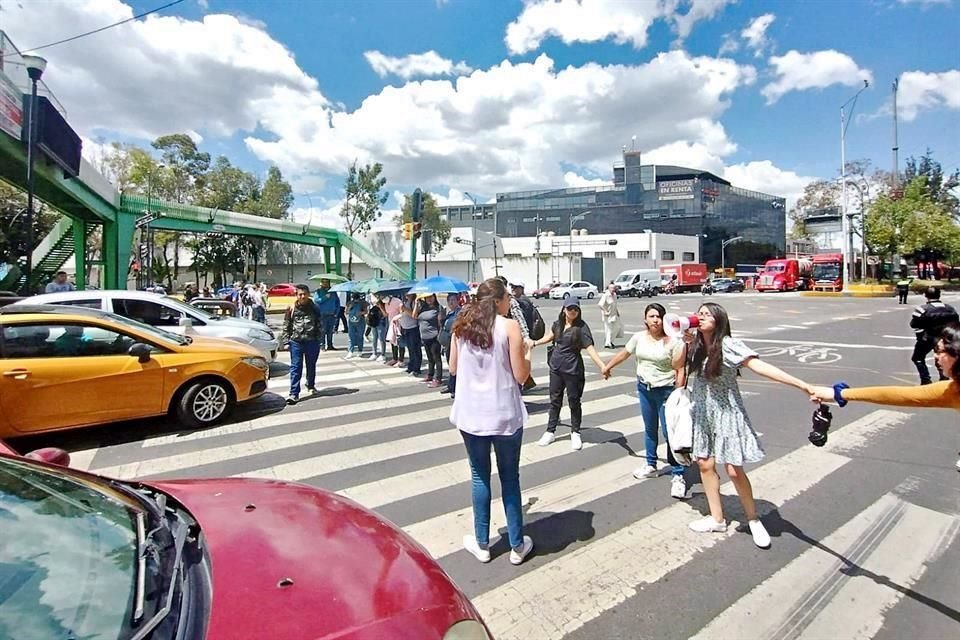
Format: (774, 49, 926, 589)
(756, 258, 812, 292)
(810, 253, 843, 291)
(659, 263, 708, 293)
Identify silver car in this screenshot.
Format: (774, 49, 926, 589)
(16, 290, 278, 360)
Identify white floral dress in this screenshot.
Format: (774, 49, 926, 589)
(689, 336, 764, 465)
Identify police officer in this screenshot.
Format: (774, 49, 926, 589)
(909, 286, 959, 384)
(895, 272, 912, 304)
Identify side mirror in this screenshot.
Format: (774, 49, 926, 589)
(25, 447, 71, 467)
(178, 317, 193, 328)
(128, 342, 152, 363)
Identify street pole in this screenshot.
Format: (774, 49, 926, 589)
(840, 80, 869, 288)
(21, 55, 46, 295)
(409, 189, 422, 281)
(465, 191, 478, 281)
(721, 236, 743, 275)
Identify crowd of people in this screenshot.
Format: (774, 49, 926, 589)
(279, 275, 959, 564)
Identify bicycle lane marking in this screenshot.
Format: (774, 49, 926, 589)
(744, 338, 911, 351)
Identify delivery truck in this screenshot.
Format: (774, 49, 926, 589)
(756, 258, 812, 292)
(659, 263, 708, 293)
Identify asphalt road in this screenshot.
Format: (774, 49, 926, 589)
(13, 289, 960, 640)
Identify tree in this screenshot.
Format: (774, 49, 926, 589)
(259, 166, 294, 219)
(399, 191, 450, 254)
(865, 176, 960, 281)
(339, 161, 388, 278)
(904, 150, 959, 218)
(0, 183, 58, 291)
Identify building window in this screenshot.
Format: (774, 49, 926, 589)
(661, 250, 675, 261)
(626, 251, 646, 259)
(595, 251, 616, 258)
(563, 252, 582, 258)
(682, 252, 695, 261)
(502, 253, 522, 259)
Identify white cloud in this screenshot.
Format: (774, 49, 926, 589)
(363, 50, 473, 79)
(718, 33, 739, 55)
(8, 1, 762, 202)
(723, 160, 817, 209)
(562, 171, 610, 188)
(897, 0, 951, 6)
(896, 70, 960, 121)
(762, 50, 872, 104)
(504, 0, 734, 55)
(741, 14, 775, 58)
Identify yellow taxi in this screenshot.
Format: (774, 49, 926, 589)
(0, 304, 269, 438)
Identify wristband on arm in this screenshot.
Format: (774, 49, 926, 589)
(833, 382, 850, 407)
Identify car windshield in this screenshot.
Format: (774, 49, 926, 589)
(558, 282, 573, 288)
(813, 264, 841, 280)
(614, 275, 632, 282)
(163, 295, 216, 320)
(101, 311, 192, 346)
(0, 456, 144, 639)
(766, 264, 786, 272)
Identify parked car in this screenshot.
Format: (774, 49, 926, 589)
(710, 277, 745, 293)
(0, 305, 269, 436)
(268, 282, 297, 297)
(549, 281, 599, 300)
(0, 440, 491, 640)
(16, 290, 278, 360)
(532, 283, 559, 299)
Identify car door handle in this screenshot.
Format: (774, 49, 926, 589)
(2, 369, 31, 379)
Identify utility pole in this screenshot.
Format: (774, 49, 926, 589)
(840, 79, 869, 288)
(409, 189, 422, 281)
(892, 78, 900, 190)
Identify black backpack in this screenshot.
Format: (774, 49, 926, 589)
(530, 306, 546, 340)
(367, 304, 383, 327)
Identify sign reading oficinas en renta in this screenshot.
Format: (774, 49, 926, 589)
(657, 179, 695, 201)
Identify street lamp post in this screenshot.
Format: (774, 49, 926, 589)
(721, 236, 743, 274)
(144, 162, 164, 288)
(464, 191, 479, 281)
(21, 54, 46, 295)
(843, 179, 868, 283)
(840, 79, 869, 288)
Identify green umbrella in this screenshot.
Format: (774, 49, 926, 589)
(307, 272, 348, 283)
(354, 277, 397, 293)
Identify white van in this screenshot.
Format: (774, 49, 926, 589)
(613, 269, 661, 296)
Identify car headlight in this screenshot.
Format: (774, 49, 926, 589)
(248, 329, 273, 341)
(443, 619, 491, 640)
(241, 356, 270, 372)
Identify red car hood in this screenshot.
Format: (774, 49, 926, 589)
(148, 477, 480, 640)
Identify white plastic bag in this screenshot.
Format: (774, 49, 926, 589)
(664, 387, 694, 466)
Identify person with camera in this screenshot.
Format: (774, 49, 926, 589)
(681, 302, 815, 548)
(910, 287, 958, 385)
(810, 322, 960, 470)
(449, 278, 534, 565)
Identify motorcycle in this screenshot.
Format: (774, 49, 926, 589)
(701, 280, 714, 296)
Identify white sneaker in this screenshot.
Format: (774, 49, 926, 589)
(689, 516, 727, 533)
(509, 535, 534, 565)
(376, 355, 385, 362)
(538, 432, 556, 447)
(570, 433, 582, 451)
(670, 475, 690, 500)
(463, 535, 491, 563)
(748, 519, 771, 549)
(344, 352, 354, 360)
(633, 464, 658, 479)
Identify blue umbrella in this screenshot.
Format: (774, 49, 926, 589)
(373, 279, 417, 295)
(330, 280, 361, 293)
(409, 276, 469, 295)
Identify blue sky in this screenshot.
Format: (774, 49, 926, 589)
(4, 0, 958, 224)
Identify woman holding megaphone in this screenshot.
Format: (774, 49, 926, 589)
(682, 302, 815, 549)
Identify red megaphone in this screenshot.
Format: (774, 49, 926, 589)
(663, 313, 700, 338)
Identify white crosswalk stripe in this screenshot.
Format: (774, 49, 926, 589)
(73, 349, 957, 640)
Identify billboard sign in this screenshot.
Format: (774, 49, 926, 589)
(657, 179, 695, 201)
(0, 72, 22, 139)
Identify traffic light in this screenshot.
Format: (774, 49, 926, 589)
(411, 188, 423, 222)
(412, 222, 422, 238)
(402, 223, 413, 240)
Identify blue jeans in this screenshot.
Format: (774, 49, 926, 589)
(403, 326, 422, 373)
(289, 339, 320, 397)
(320, 314, 337, 349)
(348, 321, 365, 353)
(637, 381, 684, 476)
(370, 321, 387, 356)
(460, 428, 524, 550)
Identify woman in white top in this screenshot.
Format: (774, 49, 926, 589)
(602, 303, 688, 499)
(449, 278, 535, 565)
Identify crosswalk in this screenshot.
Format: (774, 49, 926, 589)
(71, 347, 958, 639)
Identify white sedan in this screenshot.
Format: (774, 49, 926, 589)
(549, 281, 599, 300)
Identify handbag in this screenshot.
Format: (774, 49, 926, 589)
(664, 345, 693, 465)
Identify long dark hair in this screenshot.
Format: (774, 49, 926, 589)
(938, 322, 960, 380)
(644, 303, 667, 334)
(552, 304, 587, 349)
(689, 302, 732, 380)
(452, 278, 506, 349)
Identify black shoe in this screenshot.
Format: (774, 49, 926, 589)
(306, 387, 317, 394)
(286, 395, 299, 405)
(920, 379, 932, 386)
